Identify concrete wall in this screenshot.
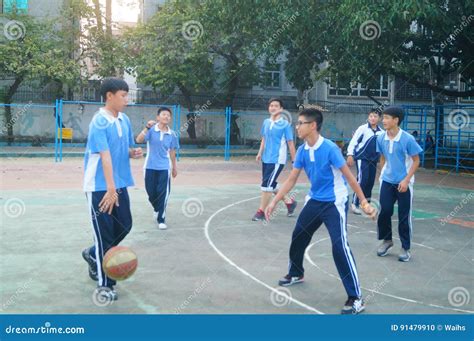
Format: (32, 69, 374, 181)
(2, 103, 472, 148)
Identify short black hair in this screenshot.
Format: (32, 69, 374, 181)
(383, 106, 404, 126)
(268, 98, 284, 108)
(299, 108, 323, 132)
(157, 107, 172, 115)
(100, 78, 129, 99)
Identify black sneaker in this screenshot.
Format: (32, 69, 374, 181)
(252, 209, 265, 221)
(278, 274, 304, 287)
(82, 247, 98, 281)
(286, 200, 297, 217)
(341, 297, 365, 314)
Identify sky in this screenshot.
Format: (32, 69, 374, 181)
(99, 0, 140, 23)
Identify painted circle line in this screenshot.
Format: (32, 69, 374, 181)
(205, 196, 473, 314)
(304, 232, 473, 314)
(204, 196, 324, 314)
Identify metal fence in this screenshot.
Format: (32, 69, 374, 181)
(1, 99, 473, 172)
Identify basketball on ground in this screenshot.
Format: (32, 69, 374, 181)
(102, 246, 138, 281)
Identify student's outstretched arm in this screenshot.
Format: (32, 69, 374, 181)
(340, 164, 376, 219)
(265, 168, 301, 220)
(136, 120, 155, 144)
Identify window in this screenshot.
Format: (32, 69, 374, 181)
(329, 74, 389, 97)
(263, 64, 281, 89)
(3, 0, 28, 13)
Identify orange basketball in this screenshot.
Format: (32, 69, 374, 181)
(102, 246, 138, 281)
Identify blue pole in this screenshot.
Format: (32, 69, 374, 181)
(224, 107, 229, 161)
(54, 99, 58, 162)
(177, 105, 181, 161)
(172, 105, 176, 131)
(59, 98, 63, 162)
(456, 123, 461, 173)
(435, 106, 439, 169)
(228, 106, 232, 160)
(421, 107, 426, 167)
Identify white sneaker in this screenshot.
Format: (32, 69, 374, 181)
(153, 211, 158, 222)
(351, 204, 362, 215)
(158, 223, 168, 230)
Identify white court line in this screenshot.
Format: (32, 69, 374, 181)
(304, 236, 474, 314)
(204, 196, 324, 314)
(205, 196, 473, 314)
(347, 224, 434, 249)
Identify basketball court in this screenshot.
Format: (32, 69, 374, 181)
(1, 156, 472, 314)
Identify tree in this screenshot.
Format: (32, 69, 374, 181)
(324, 0, 474, 99)
(125, 1, 214, 112)
(0, 12, 79, 143)
(265, 1, 330, 105)
(195, 0, 283, 143)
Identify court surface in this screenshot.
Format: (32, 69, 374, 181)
(1, 157, 473, 314)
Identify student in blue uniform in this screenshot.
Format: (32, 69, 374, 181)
(347, 110, 384, 214)
(136, 107, 179, 230)
(253, 98, 297, 221)
(266, 107, 376, 314)
(376, 107, 423, 262)
(82, 78, 143, 302)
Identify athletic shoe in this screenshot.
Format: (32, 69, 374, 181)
(341, 297, 365, 314)
(252, 209, 265, 221)
(158, 223, 168, 230)
(278, 274, 304, 287)
(82, 247, 98, 281)
(398, 248, 411, 262)
(95, 286, 118, 301)
(376, 240, 394, 257)
(286, 200, 298, 217)
(153, 211, 158, 222)
(351, 204, 362, 215)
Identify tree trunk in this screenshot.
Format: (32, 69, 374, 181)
(105, 0, 112, 37)
(434, 58, 444, 162)
(92, 0, 103, 33)
(177, 84, 196, 140)
(4, 76, 24, 145)
(224, 60, 240, 145)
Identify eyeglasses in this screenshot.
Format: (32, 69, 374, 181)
(296, 121, 314, 127)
